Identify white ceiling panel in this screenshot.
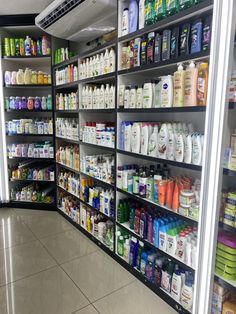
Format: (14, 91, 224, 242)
(0, 0, 54, 15)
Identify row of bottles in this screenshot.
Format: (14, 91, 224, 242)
(58, 170, 80, 197)
(4, 68, 51, 85)
(6, 118, 53, 135)
(11, 164, 54, 182)
(11, 184, 54, 203)
(56, 118, 79, 140)
(56, 92, 78, 111)
(55, 65, 78, 85)
(81, 84, 115, 109)
(54, 47, 75, 64)
(5, 95, 52, 111)
(56, 145, 80, 171)
(58, 193, 80, 222)
(7, 142, 54, 159)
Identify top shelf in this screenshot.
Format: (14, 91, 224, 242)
(118, 0, 213, 43)
(3, 55, 51, 60)
(3, 55, 51, 67)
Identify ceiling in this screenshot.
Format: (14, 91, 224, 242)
(0, 0, 54, 15)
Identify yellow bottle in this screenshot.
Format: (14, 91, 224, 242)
(173, 63, 185, 107)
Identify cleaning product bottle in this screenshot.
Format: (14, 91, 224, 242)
(173, 63, 185, 107)
(129, 0, 138, 33)
(197, 62, 209, 106)
(184, 61, 198, 106)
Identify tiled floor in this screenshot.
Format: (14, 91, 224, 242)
(0, 208, 177, 314)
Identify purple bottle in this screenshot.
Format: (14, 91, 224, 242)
(139, 211, 147, 239)
(34, 97, 42, 110)
(147, 214, 153, 244)
(15, 97, 20, 110)
(21, 97, 27, 109)
(18, 97, 23, 110)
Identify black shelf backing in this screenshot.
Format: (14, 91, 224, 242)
(6, 133, 53, 137)
(214, 275, 236, 292)
(8, 201, 56, 211)
(3, 55, 51, 60)
(223, 168, 236, 176)
(117, 149, 202, 171)
(117, 188, 198, 225)
(80, 38, 117, 59)
(118, 0, 213, 43)
(229, 102, 236, 109)
(55, 110, 78, 114)
(79, 141, 115, 152)
(79, 108, 116, 113)
(56, 136, 80, 145)
(118, 51, 209, 76)
(4, 84, 52, 89)
(116, 221, 194, 273)
(219, 222, 236, 233)
(118, 107, 206, 113)
(54, 81, 78, 90)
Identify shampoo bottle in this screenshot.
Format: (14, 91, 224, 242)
(139, 0, 145, 29)
(131, 123, 141, 153)
(161, 75, 173, 107)
(141, 123, 149, 155)
(171, 269, 182, 302)
(173, 63, 185, 107)
(148, 125, 158, 157)
(129, 0, 138, 33)
(184, 61, 198, 106)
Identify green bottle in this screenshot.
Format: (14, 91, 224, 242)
(117, 200, 124, 223)
(179, 0, 193, 10)
(145, 0, 155, 25)
(154, 0, 166, 21)
(129, 206, 135, 230)
(117, 236, 124, 256)
(166, 0, 179, 16)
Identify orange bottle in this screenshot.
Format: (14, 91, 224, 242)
(158, 180, 167, 206)
(166, 179, 174, 209)
(172, 181, 180, 212)
(197, 62, 209, 106)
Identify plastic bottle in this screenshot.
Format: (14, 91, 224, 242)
(161, 75, 173, 107)
(129, 237, 138, 267)
(139, 0, 145, 29)
(136, 87, 143, 108)
(157, 123, 169, 159)
(143, 82, 153, 108)
(184, 61, 198, 106)
(171, 269, 182, 301)
(190, 19, 203, 54)
(179, 0, 193, 10)
(129, 0, 138, 33)
(181, 274, 194, 311)
(140, 211, 147, 238)
(148, 125, 158, 157)
(192, 133, 202, 165)
(140, 123, 149, 155)
(140, 252, 148, 274)
(122, 8, 129, 36)
(145, 0, 155, 25)
(147, 32, 155, 64)
(173, 63, 185, 107)
(117, 235, 124, 256)
(197, 62, 209, 106)
(25, 36, 31, 56)
(124, 239, 130, 262)
(140, 36, 148, 66)
(166, 0, 179, 16)
(109, 48, 116, 73)
(131, 123, 141, 153)
(154, 0, 166, 21)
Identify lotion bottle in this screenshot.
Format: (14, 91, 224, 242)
(171, 269, 182, 302)
(148, 125, 158, 157)
(138, 0, 145, 29)
(184, 61, 198, 106)
(131, 123, 141, 153)
(161, 75, 173, 107)
(141, 123, 149, 155)
(167, 123, 175, 160)
(143, 82, 153, 108)
(173, 63, 185, 107)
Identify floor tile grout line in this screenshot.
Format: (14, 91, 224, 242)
(0, 264, 57, 288)
(57, 249, 99, 267)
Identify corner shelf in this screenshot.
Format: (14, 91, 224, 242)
(117, 149, 202, 171)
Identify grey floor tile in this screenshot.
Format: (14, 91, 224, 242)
(93, 280, 178, 314)
(41, 229, 98, 264)
(0, 208, 22, 226)
(0, 240, 56, 285)
(0, 266, 89, 314)
(62, 250, 135, 302)
(73, 305, 98, 314)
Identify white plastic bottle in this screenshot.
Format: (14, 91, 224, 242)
(181, 275, 194, 311)
(109, 48, 116, 73)
(171, 270, 182, 302)
(123, 239, 130, 263)
(129, 86, 137, 108)
(104, 49, 110, 74)
(104, 84, 110, 109)
(143, 82, 153, 108)
(167, 123, 175, 160)
(138, 0, 145, 29)
(100, 84, 105, 109)
(136, 87, 143, 108)
(148, 125, 158, 157)
(124, 87, 130, 109)
(173, 63, 185, 107)
(131, 123, 141, 153)
(122, 8, 129, 36)
(124, 122, 132, 151)
(184, 133, 192, 164)
(154, 80, 162, 108)
(109, 85, 115, 108)
(157, 123, 169, 159)
(175, 132, 184, 162)
(192, 133, 202, 165)
(184, 61, 198, 106)
(140, 123, 149, 155)
(161, 75, 173, 107)
(119, 85, 125, 108)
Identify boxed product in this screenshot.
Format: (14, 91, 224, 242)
(211, 282, 231, 314)
(223, 298, 236, 314)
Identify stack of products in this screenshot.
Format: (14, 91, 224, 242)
(4, 68, 51, 85)
(55, 65, 78, 85)
(80, 178, 114, 218)
(80, 154, 114, 184)
(80, 122, 115, 148)
(121, 16, 211, 68)
(10, 184, 54, 203)
(79, 48, 116, 79)
(6, 118, 53, 135)
(117, 199, 197, 268)
(81, 84, 115, 109)
(3, 36, 50, 57)
(116, 229, 194, 311)
(117, 164, 200, 219)
(5, 95, 52, 111)
(54, 47, 75, 64)
(58, 193, 80, 223)
(120, 121, 203, 165)
(11, 164, 54, 181)
(56, 118, 79, 140)
(224, 131, 236, 171)
(211, 282, 232, 314)
(228, 70, 236, 102)
(119, 62, 209, 108)
(220, 190, 236, 228)
(56, 92, 78, 110)
(121, 0, 208, 35)
(80, 204, 114, 250)
(56, 145, 80, 171)
(7, 142, 54, 159)
(215, 231, 236, 282)
(58, 170, 80, 197)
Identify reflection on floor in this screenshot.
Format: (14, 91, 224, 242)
(0, 208, 177, 314)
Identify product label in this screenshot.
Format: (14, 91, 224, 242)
(161, 270, 171, 292)
(133, 176, 139, 194)
(197, 77, 205, 102)
(166, 0, 175, 10)
(203, 23, 211, 50)
(155, 0, 164, 15)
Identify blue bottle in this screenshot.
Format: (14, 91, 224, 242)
(129, 0, 138, 33)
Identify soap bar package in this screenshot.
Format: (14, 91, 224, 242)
(170, 26, 179, 59)
(191, 19, 203, 53)
(162, 29, 171, 61)
(180, 23, 190, 55)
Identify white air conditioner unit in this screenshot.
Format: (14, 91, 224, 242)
(35, 0, 117, 42)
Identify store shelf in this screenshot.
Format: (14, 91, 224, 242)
(10, 178, 54, 183)
(78, 72, 115, 84)
(215, 274, 236, 291)
(79, 198, 114, 222)
(55, 109, 78, 114)
(118, 51, 209, 77)
(10, 200, 55, 210)
(54, 81, 78, 90)
(3, 55, 51, 60)
(80, 171, 114, 189)
(57, 185, 80, 200)
(219, 222, 236, 233)
(57, 162, 80, 175)
(117, 149, 202, 171)
(58, 208, 113, 253)
(116, 221, 195, 273)
(5, 109, 52, 113)
(79, 141, 115, 152)
(80, 38, 117, 58)
(56, 136, 79, 145)
(223, 168, 236, 176)
(4, 84, 51, 89)
(79, 108, 115, 113)
(6, 133, 53, 137)
(117, 188, 198, 224)
(52, 55, 79, 70)
(229, 102, 236, 109)
(118, 0, 213, 43)
(118, 107, 206, 113)
(8, 156, 54, 161)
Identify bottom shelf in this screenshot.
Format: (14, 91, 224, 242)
(7, 200, 56, 210)
(58, 208, 191, 314)
(215, 274, 236, 291)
